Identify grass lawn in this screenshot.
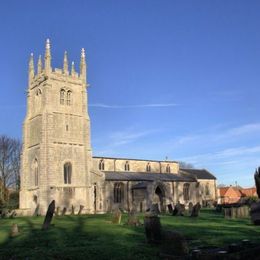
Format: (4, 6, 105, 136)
(0, 209, 260, 259)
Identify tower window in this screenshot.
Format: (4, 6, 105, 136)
(64, 162, 72, 184)
(66, 125, 69, 131)
(67, 91, 72, 106)
(34, 159, 38, 186)
(114, 182, 124, 203)
(60, 89, 65, 105)
(166, 164, 171, 173)
(99, 160, 105, 170)
(146, 163, 151, 172)
(124, 161, 130, 171)
(183, 183, 190, 201)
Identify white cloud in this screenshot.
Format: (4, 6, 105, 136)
(89, 103, 178, 108)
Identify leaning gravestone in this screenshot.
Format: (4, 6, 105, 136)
(42, 200, 55, 230)
(161, 230, 189, 256)
(55, 206, 60, 216)
(78, 205, 84, 215)
(127, 210, 141, 226)
(71, 205, 75, 215)
(188, 202, 193, 215)
(251, 167, 260, 225)
(144, 212, 161, 244)
(10, 224, 19, 237)
(112, 208, 122, 224)
(61, 207, 67, 216)
(167, 204, 173, 214)
(190, 202, 201, 217)
(172, 202, 185, 216)
(33, 204, 40, 217)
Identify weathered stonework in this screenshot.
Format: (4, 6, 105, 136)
(19, 40, 217, 215)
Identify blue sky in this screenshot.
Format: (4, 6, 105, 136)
(0, 1, 260, 187)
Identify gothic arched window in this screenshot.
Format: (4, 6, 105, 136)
(166, 164, 171, 173)
(64, 162, 72, 184)
(124, 161, 130, 171)
(183, 183, 190, 201)
(99, 160, 105, 170)
(146, 163, 151, 172)
(60, 89, 65, 105)
(34, 159, 39, 186)
(67, 90, 72, 106)
(205, 183, 210, 196)
(114, 182, 124, 203)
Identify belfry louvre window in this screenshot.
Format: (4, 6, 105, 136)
(146, 163, 151, 172)
(114, 182, 124, 203)
(166, 164, 171, 173)
(67, 91, 72, 105)
(183, 183, 190, 201)
(60, 89, 65, 105)
(124, 161, 130, 171)
(64, 162, 72, 184)
(99, 160, 105, 170)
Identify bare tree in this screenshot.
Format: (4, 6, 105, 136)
(0, 135, 21, 191)
(179, 161, 194, 169)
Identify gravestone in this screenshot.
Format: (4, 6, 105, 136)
(61, 207, 67, 216)
(172, 202, 185, 216)
(188, 202, 193, 215)
(33, 204, 40, 216)
(144, 214, 161, 244)
(55, 206, 60, 216)
(112, 208, 122, 224)
(224, 207, 232, 218)
(71, 205, 75, 215)
(251, 202, 260, 225)
(42, 200, 55, 230)
(190, 202, 201, 217)
(167, 204, 173, 214)
(127, 210, 141, 226)
(161, 230, 189, 256)
(78, 205, 84, 215)
(10, 224, 19, 237)
(150, 203, 160, 215)
(9, 210, 16, 219)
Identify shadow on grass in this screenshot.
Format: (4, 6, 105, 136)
(0, 214, 157, 260)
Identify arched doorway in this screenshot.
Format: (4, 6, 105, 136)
(154, 185, 165, 212)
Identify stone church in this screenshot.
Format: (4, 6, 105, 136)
(19, 40, 217, 215)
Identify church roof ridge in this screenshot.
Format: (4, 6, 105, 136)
(93, 156, 179, 163)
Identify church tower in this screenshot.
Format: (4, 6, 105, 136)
(19, 40, 104, 215)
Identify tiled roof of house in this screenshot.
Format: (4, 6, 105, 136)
(239, 187, 257, 197)
(180, 168, 217, 180)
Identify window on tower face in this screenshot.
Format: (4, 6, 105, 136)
(34, 159, 39, 186)
(124, 161, 130, 171)
(99, 160, 105, 170)
(60, 89, 65, 105)
(166, 164, 171, 173)
(67, 91, 72, 106)
(64, 162, 72, 184)
(146, 163, 151, 172)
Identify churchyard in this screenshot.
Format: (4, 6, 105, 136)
(1, 209, 260, 259)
